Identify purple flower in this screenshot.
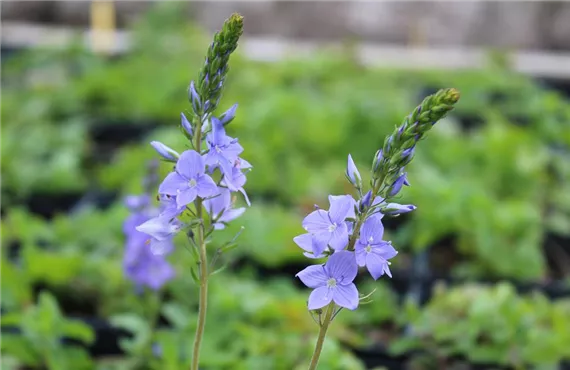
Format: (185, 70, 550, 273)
(136, 216, 183, 255)
(204, 188, 245, 230)
(159, 195, 186, 219)
(123, 211, 174, 290)
(181, 113, 193, 136)
(158, 150, 218, 207)
(203, 117, 243, 176)
(222, 157, 251, 206)
(293, 233, 326, 259)
(124, 243, 175, 291)
(346, 154, 361, 187)
(296, 250, 359, 310)
(302, 195, 356, 254)
(358, 190, 373, 212)
(150, 141, 179, 161)
(354, 216, 397, 279)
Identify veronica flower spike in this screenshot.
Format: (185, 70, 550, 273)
(302, 88, 460, 370)
(158, 150, 218, 208)
(354, 216, 398, 279)
(135, 14, 246, 370)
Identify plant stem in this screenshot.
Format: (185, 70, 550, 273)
(191, 119, 208, 370)
(307, 303, 335, 370)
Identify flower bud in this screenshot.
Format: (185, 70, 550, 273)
(389, 172, 408, 197)
(359, 190, 372, 212)
(181, 113, 193, 137)
(220, 103, 238, 126)
(381, 203, 416, 216)
(188, 81, 201, 114)
(150, 141, 179, 161)
(346, 154, 361, 188)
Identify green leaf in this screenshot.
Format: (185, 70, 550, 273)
(62, 320, 94, 345)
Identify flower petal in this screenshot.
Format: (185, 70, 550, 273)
(204, 188, 230, 217)
(136, 217, 173, 241)
(196, 174, 218, 198)
(150, 237, 173, 256)
(328, 223, 349, 251)
(296, 265, 328, 288)
(373, 242, 398, 260)
(176, 187, 198, 207)
(333, 283, 359, 310)
(176, 150, 204, 179)
(158, 172, 187, 195)
(365, 252, 389, 280)
(293, 233, 313, 253)
(324, 250, 357, 284)
(360, 216, 385, 244)
(354, 245, 367, 267)
(302, 210, 330, 233)
(219, 208, 245, 224)
(308, 286, 333, 310)
(328, 195, 355, 223)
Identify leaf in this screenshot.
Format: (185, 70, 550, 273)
(161, 303, 191, 329)
(62, 320, 94, 345)
(0, 333, 41, 366)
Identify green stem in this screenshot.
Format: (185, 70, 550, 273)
(191, 120, 208, 370)
(307, 303, 335, 370)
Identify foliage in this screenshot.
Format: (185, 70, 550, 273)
(391, 283, 570, 367)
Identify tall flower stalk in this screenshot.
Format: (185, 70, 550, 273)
(136, 14, 246, 370)
(296, 88, 461, 370)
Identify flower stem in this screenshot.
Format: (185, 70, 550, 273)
(191, 121, 208, 370)
(308, 303, 335, 370)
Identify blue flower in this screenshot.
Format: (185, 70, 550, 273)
(302, 195, 356, 254)
(158, 150, 218, 207)
(296, 251, 359, 310)
(203, 117, 243, 177)
(354, 216, 397, 279)
(221, 157, 251, 206)
(136, 216, 183, 255)
(203, 188, 245, 230)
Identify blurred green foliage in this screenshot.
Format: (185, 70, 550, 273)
(2, 2, 570, 369)
(392, 283, 570, 368)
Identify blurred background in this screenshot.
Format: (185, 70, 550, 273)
(2, 1, 570, 369)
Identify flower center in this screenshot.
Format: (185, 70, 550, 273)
(365, 244, 372, 253)
(328, 223, 337, 232)
(188, 179, 197, 188)
(215, 145, 222, 153)
(326, 278, 337, 288)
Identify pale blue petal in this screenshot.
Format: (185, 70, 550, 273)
(324, 250, 357, 284)
(302, 210, 330, 233)
(196, 174, 218, 198)
(296, 265, 328, 288)
(328, 195, 356, 223)
(176, 187, 198, 207)
(176, 150, 204, 179)
(308, 286, 333, 310)
(333, 283, 359, 310)
(328, 223, 348, 251)
(158, 172, 187, 195)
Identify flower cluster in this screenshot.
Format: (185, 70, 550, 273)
(137, 106, 250, 255)
(296, 88, 460, 312)
(122, 163, 175, 291)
